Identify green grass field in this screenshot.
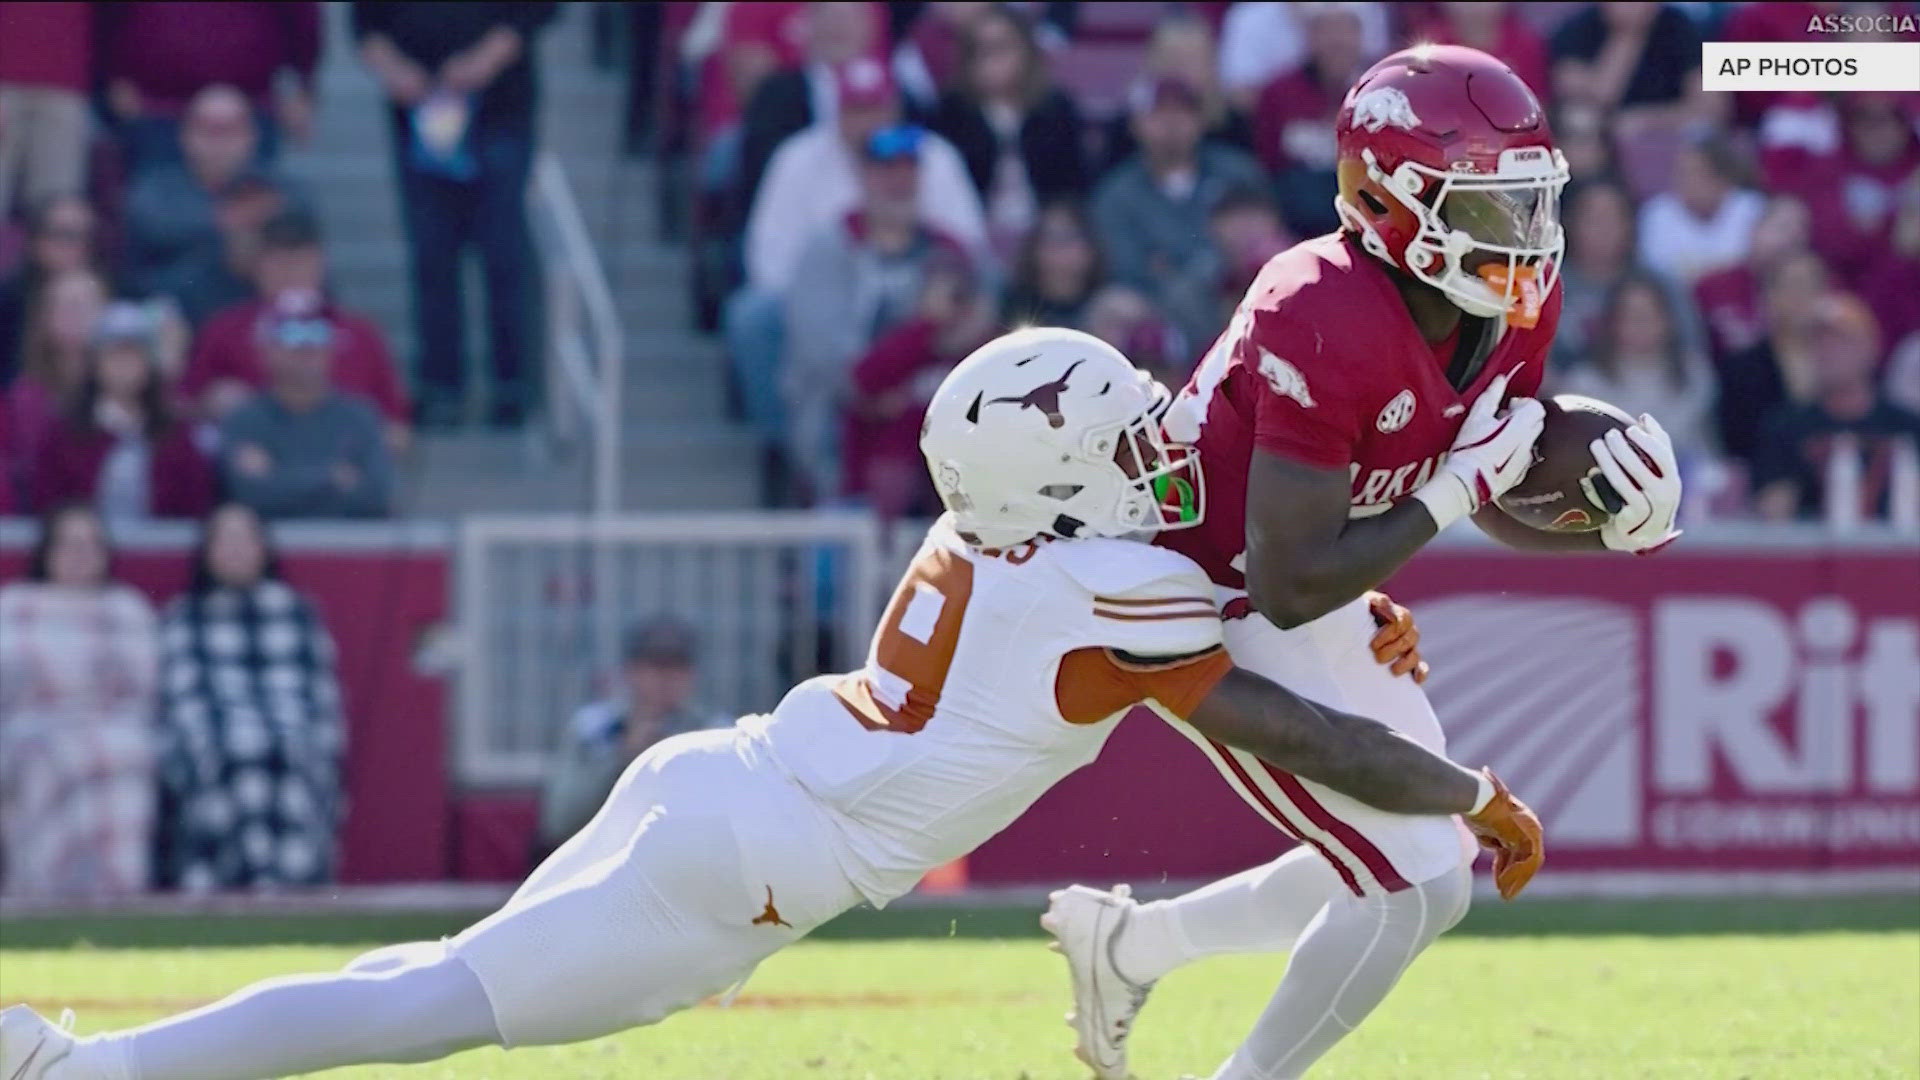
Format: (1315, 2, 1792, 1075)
(3, 896, 1916, 1079)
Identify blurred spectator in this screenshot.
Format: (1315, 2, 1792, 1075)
(1251, 2, 1372, 238)
(737, 1, 888, 216)
(1557, 179, 1638, 364)
(1411, 2, 1550, 102)
(929, 4, 1088, 253)
(29, 303, 215, 520)
(1162, 186, 1291, 350)
(97, 1, 320, 170)
(1082, 284, 1191, 390)
(1217, 1, 1390, 107)
(1557, 271, 1719, 471)
(1637, 134, 1766, 287)
(1092, 77, 1265, 349)
(1549, 2, 1708, 124)
(1716, 250, 1831, 466)
(218, 308, 395, 519)
(747, 58, 986, 296)
(155, 502, 346, 891)
(353, 2, 557, 429)
(185, 208, 412, 451)
(536, 616, 717, 855)
(1103, 14, 1253, 173)
(894, 1, 998, 106)
(0, 194, 98, 384)
(1754, 293, 1920, 522)
(1005, 200, 1104, 327)
(0, 2, 93, 221)
(123, 86, 303, 327)
(1692, 194, 1812, 363)
(1784, 94, 1920, 296)
(686, 2, 807, 155)
(0, 504, 159, 899)
(843, 253, 996, 516)
(730, 62, 984, 446)
(6, 268, 106, 485)
(1552, 101, 1614, 180)
(783, 124, 969, 501)
(1857, 172, 1920, 353)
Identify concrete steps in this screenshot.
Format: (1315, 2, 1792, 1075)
(297, 2, 755, 516)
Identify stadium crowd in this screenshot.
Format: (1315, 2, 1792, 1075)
(680, 0, 1920, 524)
(0, 0, 557, 527)
(2, 1, 1918, 901)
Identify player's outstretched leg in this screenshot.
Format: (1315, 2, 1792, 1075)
(47, 949, 501, 1080)
(1044, 848, 1346, 1079)
(1207, 863, 1471, 1080)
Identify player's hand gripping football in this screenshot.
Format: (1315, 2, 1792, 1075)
(1594, 414, 1683, 555)
(1463, 769, 1544, 900)
(1412, 371, 1545, 532)
(1366, 592, 1429, 684)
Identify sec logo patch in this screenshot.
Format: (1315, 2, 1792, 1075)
(1376, 389, 1416, 433)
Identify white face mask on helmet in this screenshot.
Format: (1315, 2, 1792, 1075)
(1344, 144, 1569, 326)
(919, 327, 1205, 550)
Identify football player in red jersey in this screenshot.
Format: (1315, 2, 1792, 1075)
(1044, 45, 1682, 1080)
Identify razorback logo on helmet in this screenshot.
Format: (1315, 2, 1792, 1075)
(1350, 86, 1421, 133)
(1256, 349, 1314, 408)
(1376, 389, 1417, 433)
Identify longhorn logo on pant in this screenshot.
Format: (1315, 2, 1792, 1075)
(987, 358, 1085, 428)
(752, 885, 791, 928)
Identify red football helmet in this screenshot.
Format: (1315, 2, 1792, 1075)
(1334, 45, 1568, 327)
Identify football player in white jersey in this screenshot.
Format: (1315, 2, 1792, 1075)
(0, 329, 1541, 1080)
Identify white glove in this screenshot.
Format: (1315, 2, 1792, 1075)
(1595, 415, 1682, 554)
(1413, 371, 1545, 531)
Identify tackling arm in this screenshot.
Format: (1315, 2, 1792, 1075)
(1183, 664, 1479, 815)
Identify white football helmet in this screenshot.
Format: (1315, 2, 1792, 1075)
(919, 327, 1204, 549)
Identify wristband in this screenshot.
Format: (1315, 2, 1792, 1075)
(1412, 471, 1477, 533)
(1468, 771, 1496, 815)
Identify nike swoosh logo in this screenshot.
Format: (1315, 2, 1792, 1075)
(1444, 404, 1466, 418)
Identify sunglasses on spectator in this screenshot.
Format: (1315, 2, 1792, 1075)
(268, 319, 334, 349)
(864, 124, 925, 164)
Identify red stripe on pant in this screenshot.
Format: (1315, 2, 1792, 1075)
(1206, 739, 1364, 896)
(1260, 761, 1413, 894)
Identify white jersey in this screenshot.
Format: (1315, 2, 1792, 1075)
(742, 515, 1229, 907)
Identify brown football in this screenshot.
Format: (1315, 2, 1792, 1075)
(1495, 394, 1637, 532)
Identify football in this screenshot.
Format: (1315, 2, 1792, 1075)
(1495, 394, 1637, 532)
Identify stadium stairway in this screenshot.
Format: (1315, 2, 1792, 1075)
(289, 4, 761, 515)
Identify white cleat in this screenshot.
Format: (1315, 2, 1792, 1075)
(1041, 883, 1155, 1080)
(0, 1006, 76, 1080)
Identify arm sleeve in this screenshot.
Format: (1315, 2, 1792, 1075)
(1054, 645, 1233, 724)
(1247, 311, 1363, 469)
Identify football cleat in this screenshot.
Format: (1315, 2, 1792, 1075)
(1041, 884, 1155, 1080)
(0, 1006, 76, 1080)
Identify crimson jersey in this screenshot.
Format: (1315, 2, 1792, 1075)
(1158, 233, 1560, 589)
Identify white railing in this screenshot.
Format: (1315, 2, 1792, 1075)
(456, 512, 887, 786)
(529, 151, 623, 515)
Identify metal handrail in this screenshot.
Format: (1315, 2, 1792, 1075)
(529, 150, 623, 515)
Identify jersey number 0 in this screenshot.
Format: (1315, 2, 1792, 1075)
(833, 548, 975, 734)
